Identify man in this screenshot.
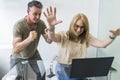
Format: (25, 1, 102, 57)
(10, 1, 52, 80)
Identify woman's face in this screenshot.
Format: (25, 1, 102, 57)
(73, 19, 85, 37)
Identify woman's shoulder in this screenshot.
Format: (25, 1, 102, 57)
(88, 33, 95, 39)
(58, 31, 68, 36)
(58, 31, 69, 40)
(58, 31, 67, 34)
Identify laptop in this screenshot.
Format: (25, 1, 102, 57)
(65, 57, 114, 78)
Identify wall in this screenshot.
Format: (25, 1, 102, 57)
(0, 0, 99, 79)
(97, 0, 120, 80)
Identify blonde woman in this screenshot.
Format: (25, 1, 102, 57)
(44, 7, 120, 80)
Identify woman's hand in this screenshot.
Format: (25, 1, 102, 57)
(109, 27, 120, 37)
(43, 6, 62, 28)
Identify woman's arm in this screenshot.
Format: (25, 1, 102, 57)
(90, 27, 120, 48)
(47, 27, 61, 42)
(90, 36, 115, 48)
(43, 6, 62, 42)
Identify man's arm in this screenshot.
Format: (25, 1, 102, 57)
(13, 31, 37, 53)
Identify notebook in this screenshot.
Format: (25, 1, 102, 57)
(65, 57, 114, 78)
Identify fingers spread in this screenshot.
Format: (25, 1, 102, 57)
(50, 6, 53, 15)
(54, 7, 56, 17)
(43, 12, 47, 18)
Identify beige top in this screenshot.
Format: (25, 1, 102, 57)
(56, 31, 95, 64)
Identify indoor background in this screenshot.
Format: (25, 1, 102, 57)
(0, 0, 120, 80)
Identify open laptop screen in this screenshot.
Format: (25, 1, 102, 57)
(65, 57, 114, 78)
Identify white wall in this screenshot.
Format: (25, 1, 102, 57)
(0, 0, 99, 79)
(97, 0, 120, 70)
(97, 0, 120, 80)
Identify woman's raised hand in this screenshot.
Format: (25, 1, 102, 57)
(43, 6, 62, 27)
(109, 27, 120, 37)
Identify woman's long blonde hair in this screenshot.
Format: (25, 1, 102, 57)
(67, 13, 89, 46)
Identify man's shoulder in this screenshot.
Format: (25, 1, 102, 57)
(37, 19, 45, 25)
(13, 18, 26, 29)
(15, 18, 25, 24)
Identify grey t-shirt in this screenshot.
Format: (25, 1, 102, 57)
(12, 18, 46, 60)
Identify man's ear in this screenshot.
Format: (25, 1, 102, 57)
(27, 9, 30, 14)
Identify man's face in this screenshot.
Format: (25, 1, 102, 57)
(28, 6, 42, 24)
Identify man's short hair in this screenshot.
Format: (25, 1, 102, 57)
(28, 0, 43, 9)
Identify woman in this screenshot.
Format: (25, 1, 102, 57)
(44, 7, 120, 80)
